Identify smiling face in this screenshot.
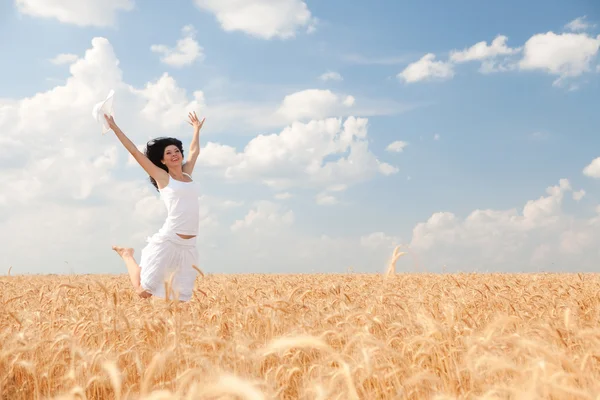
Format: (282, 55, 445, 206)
(162, 144, 184, 169)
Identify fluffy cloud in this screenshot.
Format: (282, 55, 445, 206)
(133, 72, 206, 131)
(519, 32, 600, 84)
(315, 192, 338, 206)
(193, 0, 317, 39)
(386, 140, 408, 153)
(449, 35, 520, 73)
(230, 201, 294, 233)
(565, 16, 595, 32)
(573, 190, 586, 201)
(49, 53, 79, 65)
(274, 192, 292, 200)
(319, 71, 343, 82)
(397, 53, 454, 83)
(399, 21, 600, 87)
(398, 179, 600, 272)
(450, 35, 519, 63)
(276, 89, 355, 121)
(198, 116, 399, 190)
(15, 0, 134, 27)
(151, 25, 204, 68)
(414, 178, 572, 247)
(583, 157, 600, 178)
(360, 232, 401, 251)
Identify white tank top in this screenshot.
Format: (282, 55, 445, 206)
(157, 173, 199, 236)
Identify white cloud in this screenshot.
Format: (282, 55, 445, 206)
(319, 71, 343, 81)
(151, 25, 204, 68)
(15, 0, 134, 27)
(198, 116, 399, 190)
(398, 178, 600, 271)
(327, 184, 347, 192)
(315, 192, 338, 206)
(127, 144, 146, 166)
(230, 201, 294, 233)
(193, 0, 317, 39)
(397, 53, 454, 83)
(275, 89, 355, 121)
(386, 140, 408, 153)
(222, 199, 244, 208)
(0, 136, 28, 169)
(449, 35, 521, 74)
(133, 72, 206, 131)
(275, 192, 292, 200)
(433, 134, 440, 140)
(565, 16, 595, 32)
(360, 232, 401, 251)
(450, 35, 520, 63)
(49, 53, 79, 65)
(343, 96, 355, 107)
(398, 24, 600, 86)
(378, 163, 399, 176)
(583, 157, 600, 178)
(0, 38, 130, 205)
(573, 190, 586, 201)
(518, 32, 600, 84)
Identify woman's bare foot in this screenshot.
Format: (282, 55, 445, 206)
(112, 245, 134, 259)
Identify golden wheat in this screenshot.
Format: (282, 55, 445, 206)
(1, 269, 599, 399)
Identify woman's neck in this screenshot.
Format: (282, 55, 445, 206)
(168, 167, 184, 179)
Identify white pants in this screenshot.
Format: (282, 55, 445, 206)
(139, 231, 199, 301)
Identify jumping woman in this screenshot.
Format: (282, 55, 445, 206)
(104, 112, 205, 302)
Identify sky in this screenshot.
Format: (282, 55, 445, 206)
(1, 0, 600, 275)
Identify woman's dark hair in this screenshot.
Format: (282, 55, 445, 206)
(144, 137, 184, 191)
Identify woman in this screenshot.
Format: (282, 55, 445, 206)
(104, 112, 205, 302)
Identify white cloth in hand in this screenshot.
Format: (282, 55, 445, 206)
(92, 89, 115, 134)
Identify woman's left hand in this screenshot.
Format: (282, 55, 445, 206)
(188, 111, 205, 131)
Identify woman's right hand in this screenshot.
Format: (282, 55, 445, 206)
(104, 114, 118, 131)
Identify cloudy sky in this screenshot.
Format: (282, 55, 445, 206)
(1, 0, 600, 275)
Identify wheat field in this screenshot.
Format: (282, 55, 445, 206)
(1, 266, 599, 399)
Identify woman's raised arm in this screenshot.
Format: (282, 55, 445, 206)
(104, 114, 169, 187)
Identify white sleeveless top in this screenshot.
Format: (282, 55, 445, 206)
(157, 173, 199, 236)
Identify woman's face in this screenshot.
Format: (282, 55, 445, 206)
(162, 145, 183, 169)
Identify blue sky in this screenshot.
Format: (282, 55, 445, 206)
(1, 0, 600, 274)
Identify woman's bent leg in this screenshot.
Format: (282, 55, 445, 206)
(112, 245, 152, 298)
